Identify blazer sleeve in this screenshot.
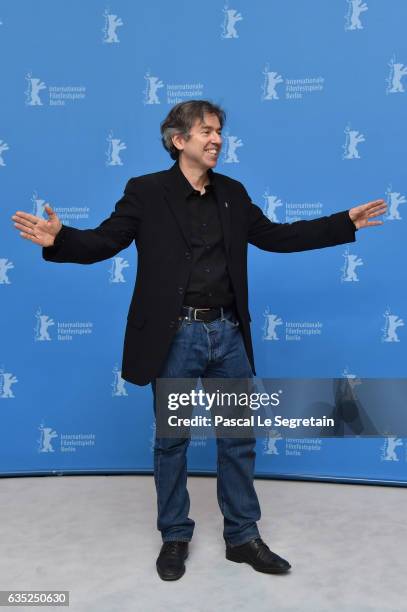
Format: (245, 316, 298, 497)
(246, 189, 357, 253)
(42, 179, 142, 264)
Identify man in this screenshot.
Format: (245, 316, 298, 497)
(12, 100, 386, 581)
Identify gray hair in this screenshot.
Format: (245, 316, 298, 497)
(160, 100, 226, 160)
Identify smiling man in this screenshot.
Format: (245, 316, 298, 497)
(12, 100, 386, 581)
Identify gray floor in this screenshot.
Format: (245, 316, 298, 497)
(0, 475, 406, 612)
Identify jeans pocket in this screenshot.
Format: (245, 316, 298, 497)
(176, 317, 187, 334)
(223, 316, 239, 329)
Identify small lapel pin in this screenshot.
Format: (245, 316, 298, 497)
(225, 201, 229, 208)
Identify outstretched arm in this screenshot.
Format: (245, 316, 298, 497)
(11, 179, 143, 264)
(247, 187, 386, 253)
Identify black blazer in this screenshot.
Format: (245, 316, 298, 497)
(43, 162, 356, 385)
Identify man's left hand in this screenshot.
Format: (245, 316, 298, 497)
(348, 199, 387, 230)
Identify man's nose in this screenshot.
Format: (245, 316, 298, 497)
(211, 133, 222, 146)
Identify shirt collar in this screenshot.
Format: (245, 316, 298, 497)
(174, 161, 215, 198)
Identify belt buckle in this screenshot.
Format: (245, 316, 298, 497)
(194, 307, 211, 321)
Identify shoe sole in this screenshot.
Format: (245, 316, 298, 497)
(156, 553, 188, 581)
(226, 551, 291, 574)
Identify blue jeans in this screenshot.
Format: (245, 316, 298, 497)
(151, 307, 261, 546)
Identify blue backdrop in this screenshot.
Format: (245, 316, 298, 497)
(1, 0, 406, 484)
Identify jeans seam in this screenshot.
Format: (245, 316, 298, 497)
(156, 446, 161, 526)
(217, 455, 226, 516)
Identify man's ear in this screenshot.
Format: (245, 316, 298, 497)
(172, 133, 184, 153)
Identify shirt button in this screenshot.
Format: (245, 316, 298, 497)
(178, 287, 184, 294)
(206, 245, 210, 250)
(169, 320, 176, 328)
(185, 252, 191, 259)
(202, 223, 207, 228)
(205, 268, 210, 273)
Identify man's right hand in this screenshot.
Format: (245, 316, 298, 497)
(12, 205, 63, 247)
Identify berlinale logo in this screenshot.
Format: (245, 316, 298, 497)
(381, 437, 403, 462)
(102, 9, 123, 43)
(112, 364, 128, 396)
(261, 65, 284, 101)
(0, 366, 18, 399)
(109, 257, 129, 283)
(382, 309, 404, 343)
(25, 74, 46, 106)
(221, 131, 243, 164)
(386, 55, 407, 94)
(342, 124, 365, 159)
(341, 248, 364, 282)
(38, 423, 58, 453)
(0, 258, 14, 284)
(385, 185, 406, 221)
(344, 0, 368, 31)
(106, 131, 127, 166)
(221, 4, 243, 39)
(143, 71, 164, 105)
(0, 139, 9, 166)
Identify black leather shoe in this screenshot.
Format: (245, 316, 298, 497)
(156, 541, 189, 581)
(226, 538, 291, 574)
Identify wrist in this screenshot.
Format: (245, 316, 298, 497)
(46, 224, 64, 248)
(348, 211, 358, 230)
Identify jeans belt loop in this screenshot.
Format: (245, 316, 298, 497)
(220, 306, 225, 321)
(186, 306, 193, 322)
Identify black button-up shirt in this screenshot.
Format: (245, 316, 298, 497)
(175, 164, 235, 308)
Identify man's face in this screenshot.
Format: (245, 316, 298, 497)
(174, 113, 223, 170)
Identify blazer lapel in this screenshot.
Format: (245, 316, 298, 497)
(162, 163, 192, 249)
(211, 171, 232, 254)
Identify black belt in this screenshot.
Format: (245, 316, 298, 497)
(180, 305, 235, 323)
